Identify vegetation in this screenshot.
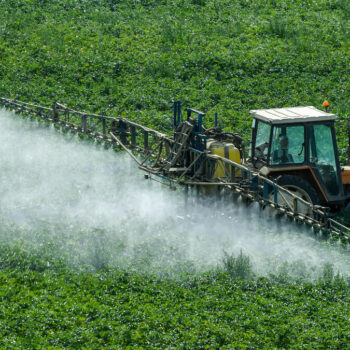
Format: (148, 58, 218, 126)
(1, 0, 350, 347)
(0, 0, 349, 159)
(222, 250, 254, 280)
(1, 245, 350, 349)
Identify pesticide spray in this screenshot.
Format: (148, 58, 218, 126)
(0, 108, 350, 279)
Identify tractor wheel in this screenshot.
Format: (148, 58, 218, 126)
(270, 175, 320, 217)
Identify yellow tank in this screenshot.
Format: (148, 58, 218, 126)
(208, 141, 241, 178)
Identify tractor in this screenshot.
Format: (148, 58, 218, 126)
(176, 102, 350, 220)
(247, 105, 350, 217)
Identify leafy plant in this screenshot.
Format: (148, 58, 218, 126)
(222, 249, 254, 280)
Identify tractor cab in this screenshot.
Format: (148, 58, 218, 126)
(249, 106, 344, 207)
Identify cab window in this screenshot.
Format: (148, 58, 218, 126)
(309, 124, 339, 195)
(254, 121, 271, 159)
(270, 126, 305, 165)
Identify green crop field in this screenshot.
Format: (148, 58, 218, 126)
(1, 0, 350, 348)
(1, 0, 350, 158)
(1, 245, 350, 348)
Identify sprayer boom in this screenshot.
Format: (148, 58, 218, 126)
(1, 97, 349, 242)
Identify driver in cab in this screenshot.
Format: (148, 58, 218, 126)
(273, 134, 294, 164)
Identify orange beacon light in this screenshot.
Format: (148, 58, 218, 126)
(322, 100, 329, 111)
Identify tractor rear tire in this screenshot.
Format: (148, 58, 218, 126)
(276, 175, 320, 204)
(270, 175, 320, 217)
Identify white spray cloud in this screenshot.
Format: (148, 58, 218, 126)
(0, 108, 350, 278)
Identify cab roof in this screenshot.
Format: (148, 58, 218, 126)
(249, 106, 337, 125)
